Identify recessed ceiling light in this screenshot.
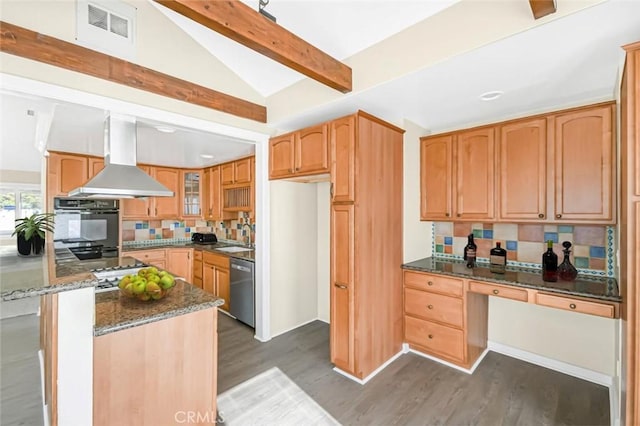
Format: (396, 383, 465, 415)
(200, 154, 215, 159)
(155, 125, 176, 133)
(479, 91, 504, 101)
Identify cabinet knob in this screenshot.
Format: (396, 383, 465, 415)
(288, 168, 293, 173)
(427, 304, 434, 310)
(493, 289, 499, 295)
(428, 334, 434, 339)
(569, 303, 577, 309)
(445, 213, 450, 217)
(556, 214, 562, 219)
(457, 213, 461, 217)
(335, 283, 347, 289)
(538, 213, 544, 218)
(427, 281, 434, 286)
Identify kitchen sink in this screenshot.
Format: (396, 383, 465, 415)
(216, 246, 254, 253)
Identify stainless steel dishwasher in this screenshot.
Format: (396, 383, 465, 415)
(229, 258, 255, 328)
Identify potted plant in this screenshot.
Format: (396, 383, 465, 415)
(12, 213, 55, 256)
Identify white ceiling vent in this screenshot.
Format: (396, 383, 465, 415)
(77, 0, 136, 61)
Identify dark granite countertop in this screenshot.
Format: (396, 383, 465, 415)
(123, 241, 255, 262)
(402, 257, 620, 302)
(94, 279, 223, 336)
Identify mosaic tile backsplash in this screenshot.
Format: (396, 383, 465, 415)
(122, 212, 255, 246)
(433, 222, 615, 277)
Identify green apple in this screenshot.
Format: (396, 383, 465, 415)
(132, 278, 147, 294)
(118, 275, 132, 289)
(159, 274, 175, 290)
(137, 292, 151, 301)
(148, 266, 159, 275)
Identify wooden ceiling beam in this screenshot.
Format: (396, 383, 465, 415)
(155, 0, 353, 94)
(529, 0, 557, 19)
(0, 21, 267, 123)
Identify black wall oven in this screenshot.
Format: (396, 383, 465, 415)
(53, 198, 119, 260)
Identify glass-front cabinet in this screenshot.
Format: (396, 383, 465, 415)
(182, 171, 202, 217)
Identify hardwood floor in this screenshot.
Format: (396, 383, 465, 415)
(218, 313, 610, 426)
(0, 313, 44, 426)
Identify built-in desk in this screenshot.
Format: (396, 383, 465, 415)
(401, 257, 620, 370)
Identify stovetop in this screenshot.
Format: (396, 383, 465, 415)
(92, 262, 147, 293)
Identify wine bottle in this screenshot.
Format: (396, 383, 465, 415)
(542, 240, 558, 282)
(464, 234, 477, 268)
(489, 242, 507, 274)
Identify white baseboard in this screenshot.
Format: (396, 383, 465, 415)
(609, 378, 619, 426)
(38, 349, 49, 426)
(405, 343, 489, 375)
(487, 340, 613, 387)
(268, 317, 322, 340)
(333, 349, 404, 385)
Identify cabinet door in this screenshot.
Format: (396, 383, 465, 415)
(127, 249, 166, 269)
(215, 266, 230, 312)
(88, 157, 105, 178)
(499, 118, 547, 220)
(166, 249, 193, 282)
(234, 158, 252, 184)
(48, 153, 89, 196)
(202, 168, 211, 220)
(153, 167, 181, 218)
(420, 135, 453, 220)
(455, 128, 495, 220)
(211, 166, 222, 220)
(330, 204, 355, 373)
(269, 133, 295, 179)
(181, 171, 202, 218)
(122, 166, 152, 218)
(295, 124, 329, 175)
(554, 105, 614, 222)
(221, 163, 235, 185)
(202, 263, 215, 295)
(330, 116, 356, 203)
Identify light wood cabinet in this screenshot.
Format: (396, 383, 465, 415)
(121, 166, 153, 218)
(88, 157, 105, 178)
(553, 104, 615, 222)
(48, 153, 88, 197)
(329, 112, 404, 380)
(166, 248, 193, 282)
(203, 252, 230, 312)
(126, 249, 166, 270)
(468, 280, 529, 302)
(181, 170, 202, 218)
(202, 166, 222, 221)
(221, 162, 235, 185)
(420, 135, 453, 220)
(456, 127, 495, 220)
(122, 166, 180, 219)
(220, 156, 254, 213)
(269, 124, 329, 179)
(221, 157, 251, 185)
(498, 118, 547, 220)
(192, 250, 203, 288)
(535, 293, 615, 318)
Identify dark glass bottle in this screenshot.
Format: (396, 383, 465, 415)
(558, 241, 578, 281)
(489, 242, 507, 274)
(542, 240, 558, 282)
(464, 234, 477, 268)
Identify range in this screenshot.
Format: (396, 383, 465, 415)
(92, 263, 146, 293)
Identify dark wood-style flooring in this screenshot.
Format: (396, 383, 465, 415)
(218, 313, 610, 426)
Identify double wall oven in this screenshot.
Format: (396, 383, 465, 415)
(53, 198, 120, 260)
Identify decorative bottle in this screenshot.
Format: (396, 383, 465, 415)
(558, 241, 578, 281)
(464, 234, 477, 268)
(542, 240, 558, 282)
(489, 242, 507, 274)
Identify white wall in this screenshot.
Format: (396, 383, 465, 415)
(269, 180, 319, 336)
(316, 182, 330, 323)
(403, 119, 432, 262)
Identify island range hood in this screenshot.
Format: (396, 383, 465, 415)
(68, 114, 174, 198)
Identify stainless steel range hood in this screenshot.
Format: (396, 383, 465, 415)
(68, 114, 174, 198)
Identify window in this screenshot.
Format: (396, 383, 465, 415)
(0, 186, 43, 236)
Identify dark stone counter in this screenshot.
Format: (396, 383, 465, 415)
(123, 241, 255, 262)
(402, 257, 620, 302)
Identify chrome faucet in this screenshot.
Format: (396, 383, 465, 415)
(242, 222, 253, 247)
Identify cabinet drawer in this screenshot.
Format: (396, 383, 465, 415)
(127, 249, 166, 263)
(535, 293, 615, 318)
(405, 288, 463, 328)
(404, 271, 463, 297)
(203, 251, 229, 269)
(468, 281, 528, 302)
(193, 250, 203, 261)
(193, 260, 203, 279)
(405, 316, 464, 361)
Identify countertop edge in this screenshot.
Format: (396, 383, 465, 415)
(2, 279, 98, 301)
(122, 243, 255, 262)
(94, 298, 224, 337)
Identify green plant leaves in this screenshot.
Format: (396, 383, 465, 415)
(12, 213, 55, 240)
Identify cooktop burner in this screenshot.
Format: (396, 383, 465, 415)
(92, 263, 147, 293)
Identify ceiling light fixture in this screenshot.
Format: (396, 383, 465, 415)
(479, 91, 504, 101)
(155, 125, 176, 133)
(259, 0, 276, 23)
(200, 154, 215, 159)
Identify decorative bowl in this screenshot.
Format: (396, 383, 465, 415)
(117, 268, 176, 302)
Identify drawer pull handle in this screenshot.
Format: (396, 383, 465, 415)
(493, 289, 499, 295)
(569, 303, 577, 309)
(427, 281, 434, 286)
(427, 305, 434, 310)
(556, 214, 562, 219)
(428, 334, 434, 339)
(335, 283, 347, 289)
(538, 213, 544, 218)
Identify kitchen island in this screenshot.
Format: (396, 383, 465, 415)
(0, 246, 223, 425)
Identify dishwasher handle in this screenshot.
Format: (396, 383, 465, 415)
(231, 263, 252, 273)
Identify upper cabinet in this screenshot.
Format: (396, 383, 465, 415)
(553, 105, 615, 222)
(202, 166, 222, 221)
(420, 102, 616, 224)
(122, 166, 180, 219)
(269, 124, 329, 179)
(330, 116, 356, 203)
(498, 118, 547, 220)
(182, 170, 202, 217)
(220, 156, 255, 213)
(47, 152, 89, 200)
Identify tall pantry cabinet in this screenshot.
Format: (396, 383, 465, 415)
(329, 112, 405, 380)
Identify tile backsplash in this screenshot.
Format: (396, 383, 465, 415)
(122, 212, 255, 246)
(433, 222, 615, 277)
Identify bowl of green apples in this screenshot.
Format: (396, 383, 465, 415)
(118, 267, 176, 302)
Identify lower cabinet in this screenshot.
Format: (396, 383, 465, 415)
(203, 252, 230, 312)
(192, 250, 203, 288)
(166, 248, 193, 282)
(127, 249, 166, 270)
